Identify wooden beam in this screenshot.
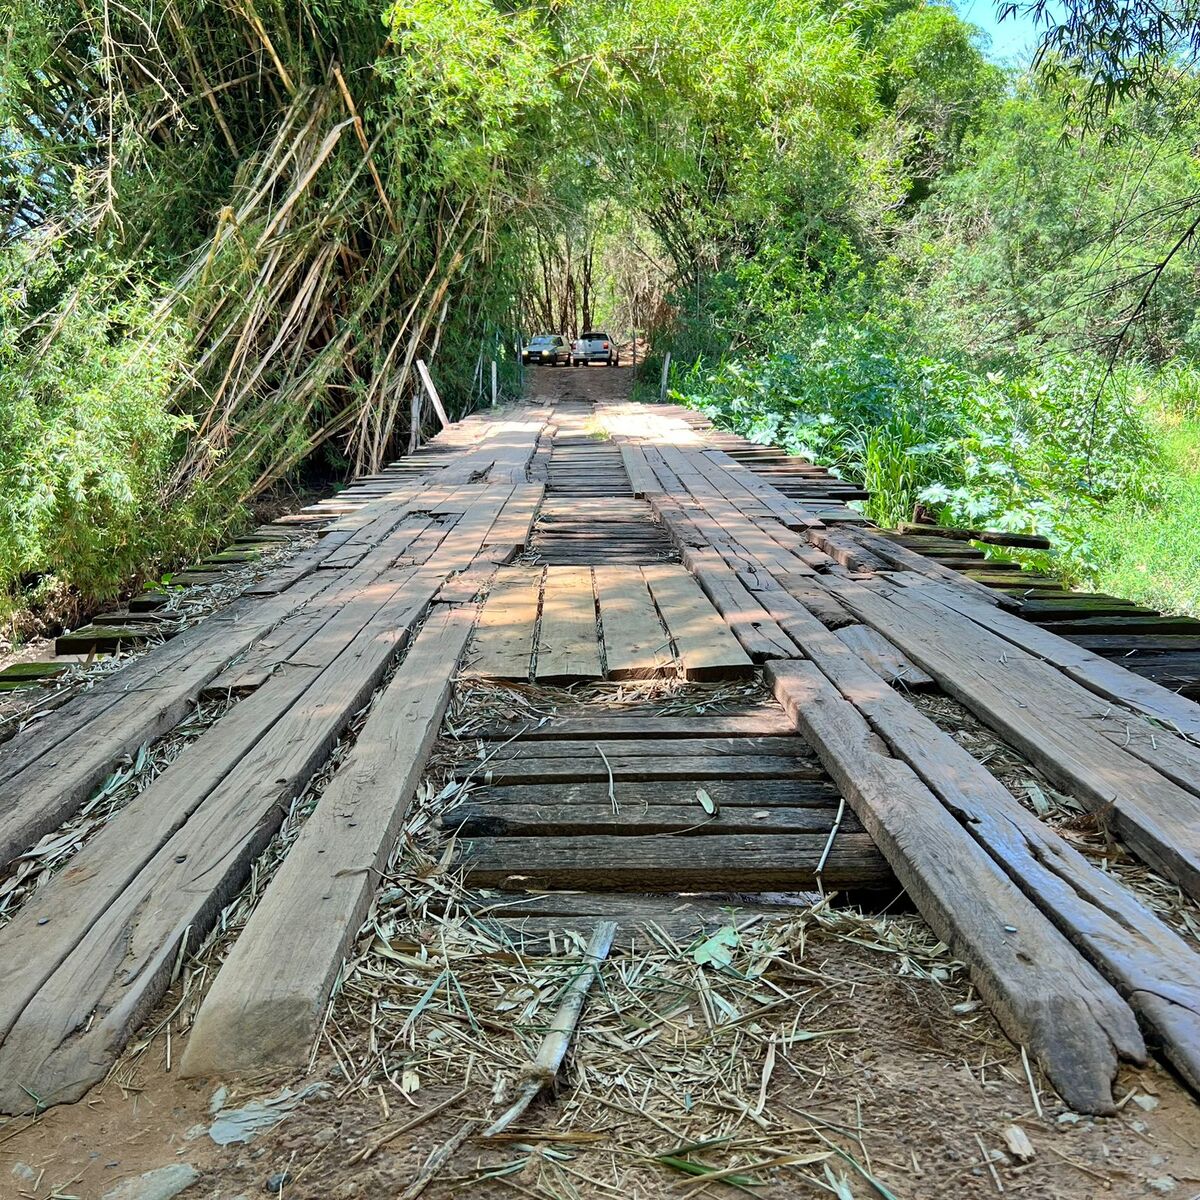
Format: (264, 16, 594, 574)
(180, 606, 473, 1078)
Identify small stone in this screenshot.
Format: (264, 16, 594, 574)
(1147, 1177, 1177, 1194)
(11, 1163, 36, 1183)
(264, 1171, 291, 1194)
(1002, 1124, 1035, 1162)
(1133, 1094, 1160, 1112)
(1056, 1112, 1081, 1125)
(99, 1163, 201, 1200)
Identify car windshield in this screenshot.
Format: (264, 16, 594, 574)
(528, 336, 554, 346)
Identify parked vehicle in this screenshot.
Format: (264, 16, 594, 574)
(522, 334, 572, 365)
(573, 331, 619, 366)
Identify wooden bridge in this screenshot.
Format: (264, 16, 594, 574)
(2, 365, 1200, 1141)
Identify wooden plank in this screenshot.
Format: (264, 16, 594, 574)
(453, 754, 824, 785)
(535, 567, 602, 682)
(641, 563, 752, 680)
(469, 566, 543, 681)
(472, 710, 796, 740)
(619, 444, 660, 498)
(770, 573, 856, 629)
(443, 802, 859, 837)
(477, 736, 815, 760)
(180, 606, 473, 1078)
(825, 575, 1200, 899)
(834, 624, 935, 689)
(416, 358, 451, 428)
(451, 778, 841, 809)
(460, 832, 891, 891)
(903, 577, 1200, 738)
(484, 484, 544, 549)
(652, 497, 795, 659)
(593, 565, 673, 679)
(767, 659, 1143, 1114)
(768, 595, 1200, 1095)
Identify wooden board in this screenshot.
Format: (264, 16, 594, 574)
(469, 566, 543, 681)
(535, 567, 602, 682)
(470, 779, 841, 809)
(472, 709, 796, 740)
(443, 802, 858, 837)
(460, 832, 891, 891)
(825, 575, 1200, 900)
(767, 659, 1143, 1115)
(593, 565, 674, 679)
(900, 576, 1200, 739)
(476, 736, 815, 760)
(641, 564, 753, 680)
(453, 754, 825, 785)
(180, 605, 473, 1078)
(834, 624, 935, 689)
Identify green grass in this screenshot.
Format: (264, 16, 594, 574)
(1083, 416, 1200, 617)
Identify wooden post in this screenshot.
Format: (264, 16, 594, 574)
(659, 351, 671, 404)
(416, 358, 450, 428)
(491, 360, 498, 407)
(631, 330, 637, 378)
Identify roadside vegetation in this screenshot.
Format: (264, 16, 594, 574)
(2, 0, 1199, 629)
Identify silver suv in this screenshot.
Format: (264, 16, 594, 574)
(573, 331, 619, 366)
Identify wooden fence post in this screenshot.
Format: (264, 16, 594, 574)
(491, 360, 499, 407)
(659, 352, 671, 404)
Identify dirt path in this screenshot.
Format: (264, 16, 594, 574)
(2, 366, 1200, 1200)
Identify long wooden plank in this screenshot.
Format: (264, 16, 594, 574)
(767, 659, 1144, 1115)
(453, 754, 823, 785)
(469, 566, 543, 681)
(180, 606, 473, 1078)
(460, 833, 891, 890)
(443, 802, 859, 837)
(641, 564, 753, 681)
(535, 567, 602, 682)
(766, 590, 1200, 1095)
(473, 710, 796, 740)
(476, 736, 814, 760)
(901, 576, 1200, 738)
(834, 624, 935, 689)
(470, 779, 841, 809)
(825, 575, 1200, 899)
(593, 565, 673, 679)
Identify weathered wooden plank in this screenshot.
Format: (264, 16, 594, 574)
(641, 564, 753, 680)
(454, 754, 825, 785)
(594, 565, 673, 679)
(472, 709, 796, 740)
(770, 595, 1200, 1095)
(535, 567, 602, 682)
(619, 444, 660, 498)
(180, 606, 473, 1078)
(901, 576, 1200, 739)
(443, 801, 859, 837)
(460, 832, 891, 890)
(825, 576, 1200, 899)
(468, 779, 840, 809)
(834, 624, 935, 689)
(767, 659, 1144, 1115)
(476, 736, 815, 760)
(469, 566, 543, 681)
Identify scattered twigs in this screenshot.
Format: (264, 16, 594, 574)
(482, 920, 618, 1137)
(348, 1085, 471, 1165)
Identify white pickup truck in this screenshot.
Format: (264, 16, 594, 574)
(573, 330, 620, 366)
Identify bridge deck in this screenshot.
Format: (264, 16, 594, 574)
(1, 367, 1200, 1158)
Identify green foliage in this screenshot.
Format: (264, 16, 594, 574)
(672, 303, 1160, 573)
(0, 256, 226, 617)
